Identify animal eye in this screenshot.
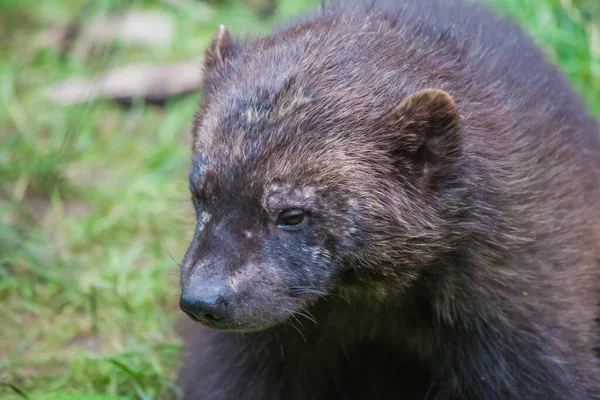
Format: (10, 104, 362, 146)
(276, 209, 308, 230)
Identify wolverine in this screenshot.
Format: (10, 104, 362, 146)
(176, 0, 600, 398)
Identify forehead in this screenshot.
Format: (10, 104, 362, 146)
(190, 36, 396, 192)
(192, 80, 331, 184)
(188, 142, 336, 198)
(195, 73, 313, 144)
(188, 151, 334, 216)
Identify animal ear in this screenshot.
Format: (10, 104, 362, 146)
(391, 89, 462, 190)
(203, 25, 236, 74)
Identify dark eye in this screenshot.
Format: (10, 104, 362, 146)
(276, 209, 308, 230)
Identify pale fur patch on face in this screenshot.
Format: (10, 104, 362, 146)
(310, 246, 331, 263)
(197, 211, 212, 232)
(275, 87, 313, 118)
(187, 258, 210, 282)
(227, 262, 278, 293)
(227, 262, 258, 292)
(244, 105, 271, 124)
(343, 198, 360, 235)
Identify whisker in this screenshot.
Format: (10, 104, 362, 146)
(290, 312, 305, 329)
(161, 240, 182, 268)
(276, 307, 310, 341)
(285, 297, 320, 323)
(268, 327, 284, 357)
(283, 319, 306, 342)
(298, 307, 318, 324)
(287, 286, 330, 300)
(276, 307, 306, 328)
(294, 310, 317, 325)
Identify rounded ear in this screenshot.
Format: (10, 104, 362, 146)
(203, 25, 237, 75)
(391, 89, 462, 190)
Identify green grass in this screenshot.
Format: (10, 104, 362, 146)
(0, 0, 598, 399)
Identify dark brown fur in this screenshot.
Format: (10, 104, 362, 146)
(176, 0, 600, 398)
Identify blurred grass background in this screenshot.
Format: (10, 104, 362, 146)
(0, 0, 598, 399)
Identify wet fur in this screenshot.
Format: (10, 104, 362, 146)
(177, 0, 600, 398)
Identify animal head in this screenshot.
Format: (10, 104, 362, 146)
(179, 24, 464, 332)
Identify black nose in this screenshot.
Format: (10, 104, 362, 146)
(179, 287, 229, 326)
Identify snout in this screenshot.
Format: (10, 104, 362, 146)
(179, 282, 231, 328)
(179, 261, 311, 332)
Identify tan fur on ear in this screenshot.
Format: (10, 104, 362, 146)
(398, 89, 458, 119)
(205, 25, 233, 71)
(392, 88, 462, 188)
(396, 88, 461, 149)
